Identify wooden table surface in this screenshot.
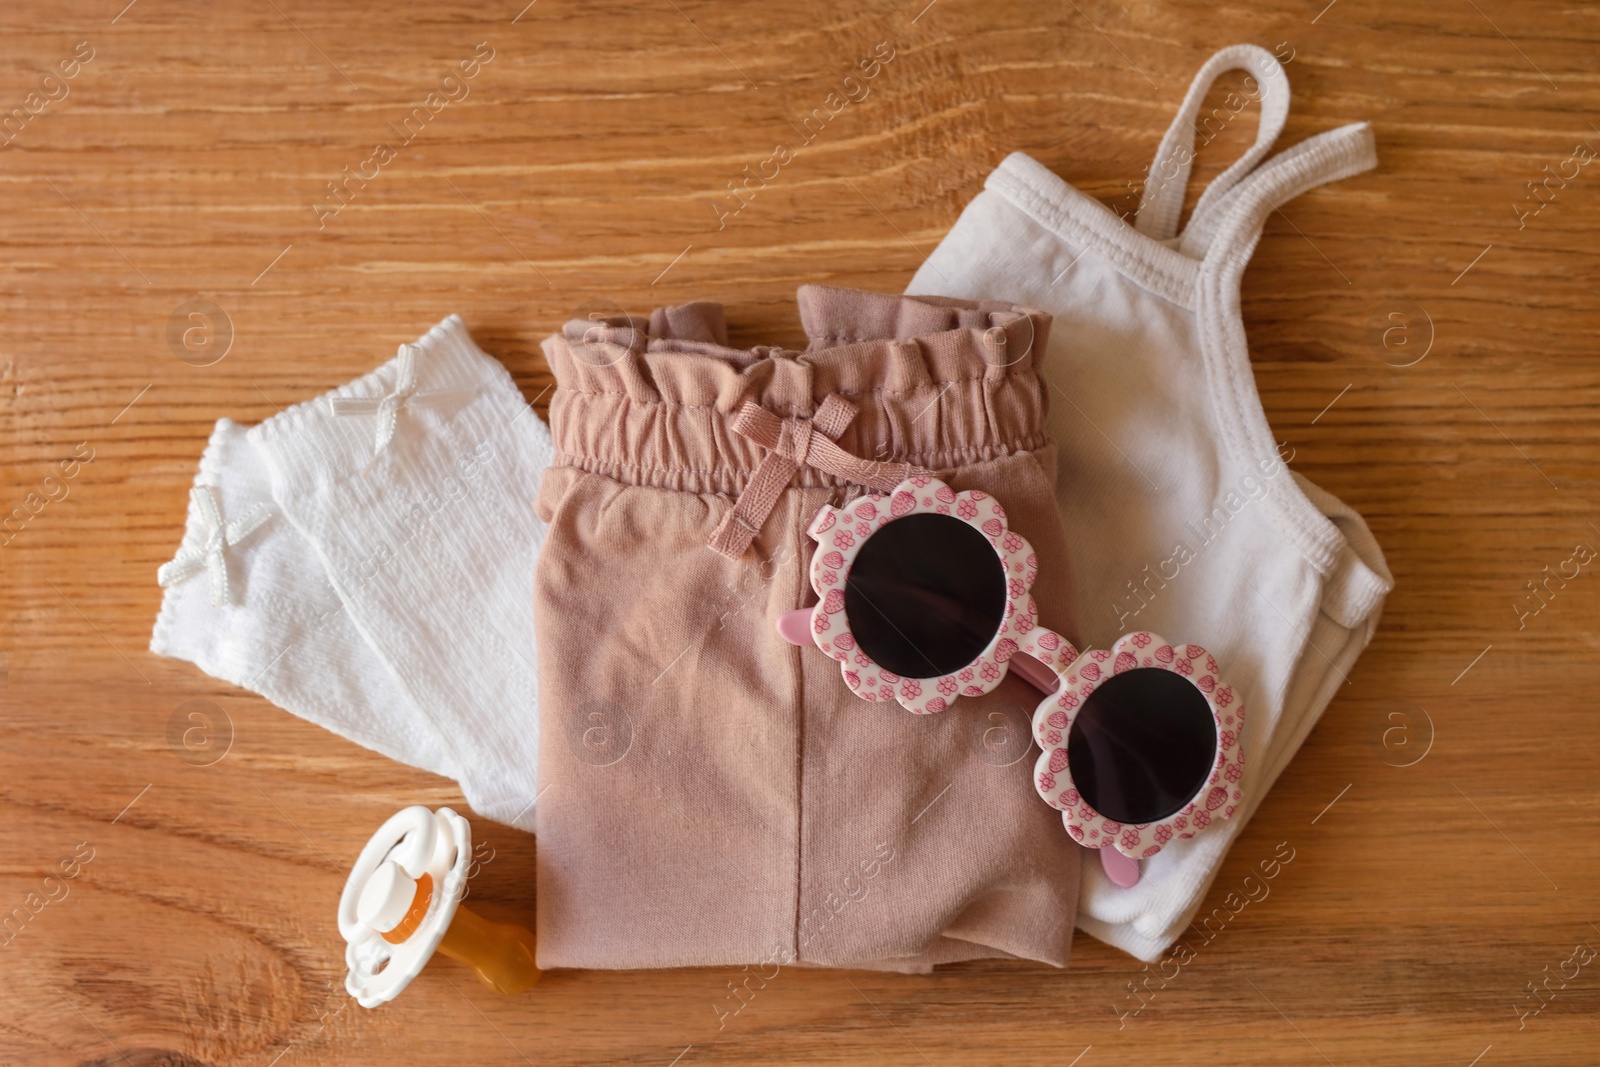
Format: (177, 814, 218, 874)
(3, 0, 1598, 1064)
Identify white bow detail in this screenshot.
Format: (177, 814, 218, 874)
(157, 486, 273, 607)
(328, 344, 473, 453)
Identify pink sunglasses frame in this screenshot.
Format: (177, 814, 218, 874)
(776, 474, 1246, 884)
(798, 473, 1057, 714)
(1026, 630, 1245, 862)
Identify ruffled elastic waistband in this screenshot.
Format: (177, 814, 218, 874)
(542, 287, 1053, 495)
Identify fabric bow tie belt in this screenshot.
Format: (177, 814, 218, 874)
(707, 394, 936, 559)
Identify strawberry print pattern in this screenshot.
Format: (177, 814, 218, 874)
(803, 476, 1062, 715)
(1022, 630, 1246, 860)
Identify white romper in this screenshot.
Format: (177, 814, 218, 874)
(908, 43, 1394, 960)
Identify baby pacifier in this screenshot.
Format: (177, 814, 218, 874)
(339, 806, 540, 1007)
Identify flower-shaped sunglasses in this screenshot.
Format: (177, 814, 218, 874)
(775, 475, 1244, 887)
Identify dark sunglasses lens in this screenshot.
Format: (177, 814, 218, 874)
(1067, 668, 1217, 824)
(843, 512, 1008, 680)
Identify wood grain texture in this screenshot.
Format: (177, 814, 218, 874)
(2, 0, 1598, 1064)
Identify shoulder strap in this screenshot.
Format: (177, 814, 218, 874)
(1182, 121, 1377, 261)
(1134, 44, 1291, 243)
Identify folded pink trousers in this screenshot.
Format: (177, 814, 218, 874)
(533, 287, 1082, 972)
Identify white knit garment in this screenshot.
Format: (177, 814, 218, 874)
(152, 315, 553, 830)
(908, 45, 1393, 960)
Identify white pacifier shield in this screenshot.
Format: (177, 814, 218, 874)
(339, 805, 471, 1008)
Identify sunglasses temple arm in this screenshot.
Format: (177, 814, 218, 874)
(1100, 846, 1142, 887)
(775, 608, 813, 646)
